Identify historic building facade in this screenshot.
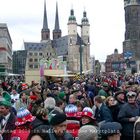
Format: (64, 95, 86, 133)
(24, 0, 91, 73)
(123, 0, 140, 60)
(122, 0, 140, 72)
(0, 23, 12, 74)
(105, 49, 124, 73)
(67, 9, 90, 73)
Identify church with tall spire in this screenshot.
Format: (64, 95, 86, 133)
(41, 0, 50, 41)
(24, 0, 91, 73)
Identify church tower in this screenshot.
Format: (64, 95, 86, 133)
(68, 8, 77, 45)
(81, 10, 90, 44)
(41, 0, 50, 41)
(53, 2, 61, 40)
(67, 8, 78, 72)
(81, 10, 90, 71)
(123, 0, 140, 60)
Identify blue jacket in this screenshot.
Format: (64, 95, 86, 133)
(95, 103, 113, 123)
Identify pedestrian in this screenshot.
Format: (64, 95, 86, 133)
(65, 104, 80, 138)
(94, 95, 113, 125)
(48, 109, 73, 140)
(81, 107, 97, 127)
(11, 107, 35, 140)
(78, 125, 98, 140)
(0, 92, 16, 140)
(118, 91, 139, 140)
(100, 122, 122, 140)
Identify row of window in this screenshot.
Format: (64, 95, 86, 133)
(28, 52, 54, 56)
(29, 64, 39, 69)
(29, 52, 43, 56)
(29, 58, 39, 62)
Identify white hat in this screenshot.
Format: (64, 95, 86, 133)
(126, 91, 137, 97)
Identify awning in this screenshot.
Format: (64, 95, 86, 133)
(44, 74, 75, 77)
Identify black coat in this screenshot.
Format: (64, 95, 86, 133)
(30, 117, 49, 131)
(108, 104, 120, 122)
(118, 103, 140, 137)
(0, 112, 16, 140)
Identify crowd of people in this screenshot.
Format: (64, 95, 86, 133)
(0, 73, 140, 140)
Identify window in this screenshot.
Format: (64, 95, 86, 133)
(34, 52, 38, 56)
(39, 53, 43, 56)
(34, 59, 38, 62)
(29, 52, 33, 56)
(34, 64, 38, 68)
(29, 58, 33, 62)
(29, 65, 33, 69)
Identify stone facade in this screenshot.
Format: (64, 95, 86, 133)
(67, 9, 90, 73)
(0, 23, 12, 74)
(24, 2, 91, 74)
(123, 0, 140, 60)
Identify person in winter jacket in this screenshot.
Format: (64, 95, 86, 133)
(118, 91, 140, 140)
(11, 107, 35, 140)
(48, 109, 73, 140)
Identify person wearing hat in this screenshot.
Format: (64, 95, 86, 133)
(0, 91, 16, 140)
(98, 82, 111, 98)
(58, 91, 66, 101)
(11, 107, 35, 140)
(81, 107, 97, 127)
(48, 109, 73, 140)
(65, 104, 80, 138)
(114, 89, 126, 111)
(100, 122, 122, 140)
(118, 91, 140, 140)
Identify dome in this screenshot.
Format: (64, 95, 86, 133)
(81, 11, 89, 23)
(68, 9, 76, 21)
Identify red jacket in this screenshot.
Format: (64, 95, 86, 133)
(66, 120, 80, 138)
(11, 128, 30, 140)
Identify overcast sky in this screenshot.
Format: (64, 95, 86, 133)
(0, 0, 125, 62)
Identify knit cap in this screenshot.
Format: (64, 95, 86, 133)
(48, 109, 66, 126)
(58, 91, 66, 100)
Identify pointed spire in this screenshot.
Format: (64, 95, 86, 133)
(43, 0, 49, 30)
(41, 0, 50, 41)
(54, 1, 60, 30)
(53, 1, 61, 39)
